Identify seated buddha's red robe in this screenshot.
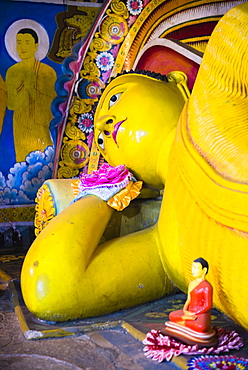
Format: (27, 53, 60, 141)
(169, 280, 212, 333)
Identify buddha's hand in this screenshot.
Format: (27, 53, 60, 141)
(73, 163, 142, 211)
(182, 310, 197, 321)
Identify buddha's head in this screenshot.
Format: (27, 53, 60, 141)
(192, 258, 209, 279)
(16, 28, 38, 61)
(94, 71, 186, 189)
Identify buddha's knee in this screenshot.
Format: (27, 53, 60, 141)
(193, 316, 211, 333)
(169, 309, 183, 322)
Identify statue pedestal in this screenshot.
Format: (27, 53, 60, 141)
(163, 321, 218, 348)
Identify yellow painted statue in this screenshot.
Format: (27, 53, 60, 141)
(21, 3, 248, 330)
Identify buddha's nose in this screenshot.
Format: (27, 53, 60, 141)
(95, 116, 114, 136)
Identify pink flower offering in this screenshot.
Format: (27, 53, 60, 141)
(79, 163, 132, 189)
(143, 328, 244, 362)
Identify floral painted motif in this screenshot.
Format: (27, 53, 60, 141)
(34, 184, 56, 235)
(127, 0, 143, 15)
(96, 51, 115, 72)
(78, 113, 94, 133)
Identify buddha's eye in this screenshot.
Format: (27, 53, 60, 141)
(109, 93, 122, 108)
(97, 133, 105, 151)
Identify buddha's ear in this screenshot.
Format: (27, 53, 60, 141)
(202, 266, 208, 276)
(167, 71, 190, 102)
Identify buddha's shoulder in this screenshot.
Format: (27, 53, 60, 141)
(6, 63, 20, 73)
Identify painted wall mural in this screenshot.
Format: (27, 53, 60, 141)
(5, 20, 57, 163)
(49, 4, 101, 63)
(0, 0, 103, 248)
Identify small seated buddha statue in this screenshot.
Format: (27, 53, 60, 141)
(165, 258, 217, 346)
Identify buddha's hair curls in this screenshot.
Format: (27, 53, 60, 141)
(17, 28, 39, 44)
(112, 69, 168, 82)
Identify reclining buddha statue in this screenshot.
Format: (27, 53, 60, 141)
(21, 3, 248, 330)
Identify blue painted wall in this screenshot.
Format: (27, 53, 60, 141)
(0, 1, 65, 205)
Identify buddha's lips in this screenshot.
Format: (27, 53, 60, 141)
(112, 119, 127, 144)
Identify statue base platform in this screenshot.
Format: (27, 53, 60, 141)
(163, 321, 218, 348)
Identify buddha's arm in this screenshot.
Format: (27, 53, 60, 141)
(0, 75, 7, 134)
(6, 66, 28, 110)
(192, 284, 212, 316)
(183, 295, 190, 312)
(182, 289, 197, 320)
(36, 64, 56, 99)
(21, 195, 171, 321)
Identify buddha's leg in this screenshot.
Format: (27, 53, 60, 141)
(168, 309, 184, 324)
(75, 226, 172, 318)
(21, 195, 172, 321)
(185, 313, 211, 333)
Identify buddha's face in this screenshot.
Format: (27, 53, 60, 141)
(16, 33, 37, 60)
(192, 262, 205, 279)
(94, 73, 185, 188)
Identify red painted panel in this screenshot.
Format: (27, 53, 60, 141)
(136, 45, 200, 89)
